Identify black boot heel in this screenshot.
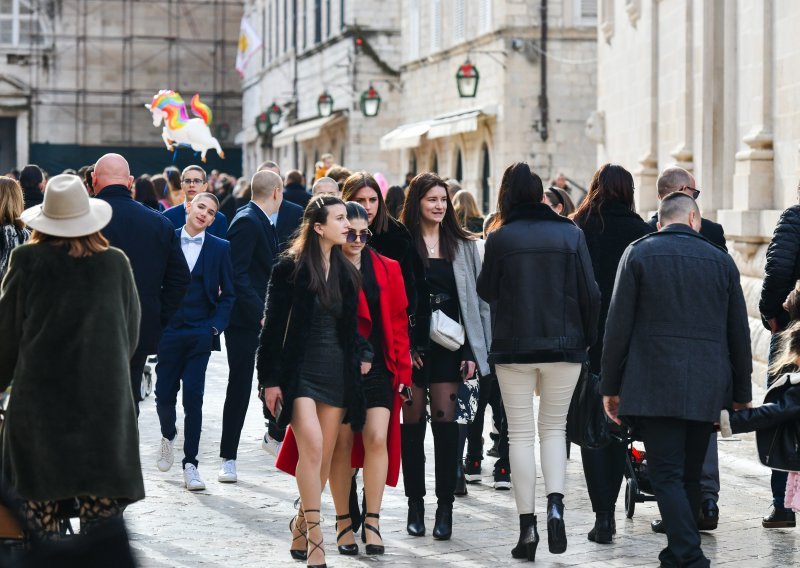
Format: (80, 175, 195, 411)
(406, 498, 425, 536)
(334, 514, 358, 556)
(432, 506, 453, 540)
(511, 513, 539, 561)
(588, 511, 614, 544)
(363, 512, 385, 555)
(547, 493, 567, 554)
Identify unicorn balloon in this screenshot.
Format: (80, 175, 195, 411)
(145, 90, 225, 162)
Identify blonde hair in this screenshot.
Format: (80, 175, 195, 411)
(30, 229, 109, 258)
(769, 319, 800, 377)
(452, 189, 482, 227)
(0, 176, 25, 229)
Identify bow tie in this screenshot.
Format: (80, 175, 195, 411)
(182, 236, 203, 246)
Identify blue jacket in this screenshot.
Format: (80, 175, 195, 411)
(169, 230, 235, 351)
(276, 199, 303, 250)
(94, 185, 190, 353)
(164, 202, 228, 239)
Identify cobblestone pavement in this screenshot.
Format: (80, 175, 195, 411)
(127, 340, 800, 567)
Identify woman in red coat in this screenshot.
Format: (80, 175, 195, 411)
(328, 201, 411, 555)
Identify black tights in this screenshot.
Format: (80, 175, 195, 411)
(402, 382, 459, 424)
(19, 496, 125, 541)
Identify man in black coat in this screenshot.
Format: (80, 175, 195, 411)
(93, 153, 191, 414)
(19, 164, 45, 210)
(218, 169, 302, 482)
(602, 193, 752, 568)
(282, 169, 311, 209)
(647, 166, 726, 533)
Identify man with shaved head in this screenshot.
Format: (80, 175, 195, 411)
(601, 191, 752, 567)
(218, 168, 302, 481)
(93, 153, 191, 414)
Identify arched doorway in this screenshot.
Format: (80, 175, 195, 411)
(480, 144, 491, 213)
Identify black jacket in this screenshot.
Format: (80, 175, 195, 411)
(577, 203, 654, 372)
(95, 185, 191, 353)
(477, 203, 601, 364)
(647, 213, 726, 250)
(21, 187, 43, 210)
(283, 183, 311, 209)
(255, 257, 366, 431)
(601, 225, 752, 422)
(760, 204, 800, 330)
(726, 373, 800, 472)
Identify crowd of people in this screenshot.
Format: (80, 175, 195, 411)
(0, 152, 799, 568)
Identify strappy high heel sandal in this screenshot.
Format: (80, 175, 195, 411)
(361, 512, 385, 555)
(304, 509, 327, 568)
(335, 513, 359, 555)
(289, 512, 308, 561)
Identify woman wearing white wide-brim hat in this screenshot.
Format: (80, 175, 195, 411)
(0, 174, 144, 541)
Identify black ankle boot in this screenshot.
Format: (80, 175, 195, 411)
(511, 513, 539, 561)
(587, 511, 615, 544)
(406, 498, 425, 537)
(547, 493, 567, 554)
(432, 506, 453, 540)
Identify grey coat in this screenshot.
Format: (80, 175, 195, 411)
(601, 225, 752, 423)
(453, 238, 492, 376)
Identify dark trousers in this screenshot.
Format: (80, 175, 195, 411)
(581, 437, 627, 513)
(466, 376, 509, 466)
(155, 327, 212, 468)
(700, 434, 719, 502)
(220, 326, 259, 460)
(766, 332, 790, 507)
(129, 349, 149, 415)
(639, 417, 712, 568)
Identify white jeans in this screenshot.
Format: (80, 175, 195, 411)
(495, 362, 582, 515)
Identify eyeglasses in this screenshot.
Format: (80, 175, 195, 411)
(181, 178, 205, 186)
(683, 186, 701, 200)
(346, 229, 372, 244)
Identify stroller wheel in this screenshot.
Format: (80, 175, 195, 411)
(625, 478, 637, 519)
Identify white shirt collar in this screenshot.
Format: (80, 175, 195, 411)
(180, 227, 206, 243)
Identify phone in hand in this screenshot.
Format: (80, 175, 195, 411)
(460, 363, 470, 381)
(399, 385, 413, 401)
(274, 399, 283, 422)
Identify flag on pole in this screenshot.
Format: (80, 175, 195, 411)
(236, 16, 262, 77)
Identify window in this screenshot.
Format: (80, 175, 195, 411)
(576, 0, 598, 27)
(454, 149, 463, 182)
(479, 0, 492, 34)
(268, 1, 273, 59)
(340, 0, 345, 30)
(283, 0, 288, 52)
(326, 0, 331, 38)
(453, 0, 465, 44)
(408, 0, 419, 60)
(0, 0, 48, 47)
(430, 0, 441, 53)
(314, 0, 321, 43)
(303, 0, 307, 48)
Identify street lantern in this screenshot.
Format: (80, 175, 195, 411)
(360, 84, 381, 117)
(456, 59, 479, 98)
(317, 91, 334, 118)
(216, 122, 231, 141)
(267, 102, 283, 125)
(255, 112, 269, 135)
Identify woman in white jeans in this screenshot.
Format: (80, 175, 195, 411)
(478, 162, 600, 562)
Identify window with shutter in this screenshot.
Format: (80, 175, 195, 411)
(479, 0, 491, 34)
(576, 0, 598, 26)
(453, 0, 466, 44)
(408, 0, 419, 60)
(430, 0, 441, 53)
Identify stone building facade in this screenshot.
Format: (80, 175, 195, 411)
(238, 0, 600, 211)
(596, 0, 800, 377)
(0, 0, 243, 175)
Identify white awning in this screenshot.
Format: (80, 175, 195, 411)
(271, 113, 344, 148)
(427, 110, 482, 139)
(379, 121, 431, 150)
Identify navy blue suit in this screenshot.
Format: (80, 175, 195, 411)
(95, 185, 191, 406)
(156, 230, 235, 468)
(220, 200, 301, 459)
(164, 202, 229, 239)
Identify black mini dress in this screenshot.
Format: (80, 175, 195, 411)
(295, 297, 346, 408)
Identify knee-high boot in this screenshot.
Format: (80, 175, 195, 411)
(432, 421, 458, 540)
(401, 422, 427, 536)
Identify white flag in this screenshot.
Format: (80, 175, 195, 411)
(235, 16, 262, 78)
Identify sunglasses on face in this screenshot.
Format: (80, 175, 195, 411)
(683, 186, 701, 200)
(346, 229, 372, 244)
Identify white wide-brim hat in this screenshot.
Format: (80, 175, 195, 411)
(20, 174, 112, 238)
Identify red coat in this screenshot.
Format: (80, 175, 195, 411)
(275, 250, 411, 487)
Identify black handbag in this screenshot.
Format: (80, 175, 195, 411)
(566, 364, 612, 450)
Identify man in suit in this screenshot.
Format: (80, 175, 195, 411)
(602, 192, 752, 568)
(155, 192, 235, 491)
(648, 166, 726, 534)
(93, 153, 191, 414)
(282, 169, 311, 209)
(163, 165, 228, 238)
(218, 170, 294, 482)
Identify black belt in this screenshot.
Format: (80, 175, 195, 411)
(430, 293, 454, 308)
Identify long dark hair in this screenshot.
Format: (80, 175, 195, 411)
(571, 163, 635, 228)
(134, 176, 160, 210)
(400, 172, 472, 266)
(488, 162, 544, 233)
(341, 172, 390, 234)
(286, 194, 361, 307)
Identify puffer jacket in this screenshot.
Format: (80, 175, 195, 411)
(721, 372, 800, 472)
(760, 205, 800, 330)
(477, 202, 601, 364)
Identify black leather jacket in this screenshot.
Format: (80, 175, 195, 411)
(727, 374, 800, 472)
(477, 203, 601, 364)
(760, 205, 800, 330)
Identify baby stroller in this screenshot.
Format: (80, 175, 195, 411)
(621, 429, 658, 518)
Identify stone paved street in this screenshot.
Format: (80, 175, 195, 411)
(127, 339, 800, 567)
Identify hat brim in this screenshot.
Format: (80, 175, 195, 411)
(20, 200, 113, 238)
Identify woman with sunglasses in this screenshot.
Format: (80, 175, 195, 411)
(399, 172, 491, 540)
(570, 163, 653, 544)
(327, 202, 412, 556)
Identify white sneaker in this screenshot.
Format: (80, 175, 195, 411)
(183, 463, 206, 491)
(156, 433, 177, 472)
(261, 432, 282, 457)
(218, 459, 237, 483)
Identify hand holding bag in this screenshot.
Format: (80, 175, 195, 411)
(566, 364, 613, 449)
